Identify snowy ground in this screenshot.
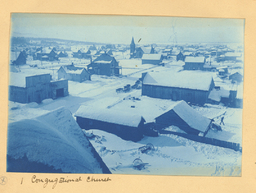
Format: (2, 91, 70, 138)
(8, 49, 243, 176)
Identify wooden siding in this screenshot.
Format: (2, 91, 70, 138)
(76, 116, 144, 142)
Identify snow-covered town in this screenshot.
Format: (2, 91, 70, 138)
(7, 14, 244, 176)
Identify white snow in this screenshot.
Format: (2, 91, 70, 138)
(142, 54, 162, 60)
(75, 105, 144, 127)
(143, 71, 213, 91)
(185, 56, 205, 63)
(7, 107, 108, 173)
(158, 100, 211, 133)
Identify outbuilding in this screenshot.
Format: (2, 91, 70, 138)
(142, 54, 163, 65)
(75, 106, 145, 142)
(142, 71, 215, 105)
(155, 100, 211, 136)
(183, 56, 205, 70)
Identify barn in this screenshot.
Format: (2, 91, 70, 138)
(57, 64, 91, 82)
(75, 106, 145, 142)
(155, 100, 211, 136)
(9, 73, 68, 103)
(142, 71, 215, 105)
(87, 53, 121, 76)
(142, 54, 163, 65)
(183, 56, 205, 70)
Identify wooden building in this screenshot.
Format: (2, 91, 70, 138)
(142, 71, 215, 105)
(183, 56, 205, 70)
(176, 51, 184, 61)
(229, 72, 243, 83)
(142, 54, 163, 65)
(155, 100, 211, 136)
(9, 73, 68, 104)
(57, 64, 91, 82)
(87, 53, 121, 76)
(12, 51, 27, 66)
(75, 106, 145, 142)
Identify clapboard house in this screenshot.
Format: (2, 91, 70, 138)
(142, 71, 215, 105)
(87, 53, 121, 76)
(57, 64, 91, 82)
(155, 100, 211, 136)
(183, 57, 205, 70)
(142, 54, 163, 65)
(9, 73, 68, 104)
(75, 106, 145, 142)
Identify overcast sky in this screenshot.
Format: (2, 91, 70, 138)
(11, 13, 244, 44)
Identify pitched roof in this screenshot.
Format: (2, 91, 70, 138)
(156, 100, 211, 133)
(75, 105, 145, 127)
(143, 71, 214, 91)
(142, 54, 162, 60)
(185, 56, 205, 63)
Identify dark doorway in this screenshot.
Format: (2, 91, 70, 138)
(56, 88, 64, 98)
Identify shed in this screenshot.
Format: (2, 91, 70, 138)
(155, 100, 211, 136)
(183, 56, 205, 70)
(75, 106, 145, 142)
(142, 54, 163, 65)
(176, 51, 184, 61)
(142, 71, 215, 105)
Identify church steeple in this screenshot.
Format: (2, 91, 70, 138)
(130, 37, 135, 58)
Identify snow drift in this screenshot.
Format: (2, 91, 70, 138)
(7, 107, 111, 174)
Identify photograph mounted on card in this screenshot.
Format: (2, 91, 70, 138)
(7, 13, 244, 176)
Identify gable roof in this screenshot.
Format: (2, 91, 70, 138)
(58, 65, 87, 75)
(156, 100, 211, 133)
(143, 71, 214, 91)
(75, 105, 145, 127)
(93, 53, 116, 63)
(185, 56, 205, 63)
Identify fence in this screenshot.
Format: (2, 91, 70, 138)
(159, 130, 241, 152)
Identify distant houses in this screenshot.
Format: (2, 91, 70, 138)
(9, 73, 68, 103)
(75, 106, 145, 142)
(142, 54, 163, 65)
(142, 71, 215, 105)
(57, 64, 91, 82)
(130, 37, 156, 58)
(72, 49, 91, 59)
(155, 100, 212, 136)
(33, 48, 59, 61)
(87, 53, 121, 76)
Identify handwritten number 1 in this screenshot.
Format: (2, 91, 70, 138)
(21, 178, 23, 184)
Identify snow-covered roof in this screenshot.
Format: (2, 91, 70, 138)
(94, 60, 112, 64)
(9, 72, 51, 87)
(157, 100, 211, 133)
(7, 107, 110, 173)
(75, 105, 145, 127)
(142, 54, 162, 60)
(208, 88, 230, 102)
(225, 52, 241, 57)
(183, 52, 193, 56)
(143, 71, 214, 91)
(185, 56, 205, 63)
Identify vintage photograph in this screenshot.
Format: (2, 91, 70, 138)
(7, 13, 244, 176)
